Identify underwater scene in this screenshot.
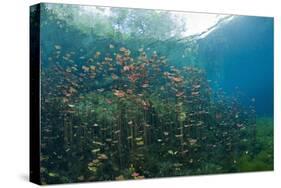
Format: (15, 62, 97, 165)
(31, 3, 274, 184)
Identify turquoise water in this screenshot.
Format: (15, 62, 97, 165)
(31, 3, 273, 184)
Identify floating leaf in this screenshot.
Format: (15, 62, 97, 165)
(141, 83, 149, 88)
(175, 134, 183, 138)
(191, 91, 199, 96)
(176, 92, 184, 97)
(131, 172, 140, 177)
(98, 154, 108, 160)
(93, 141, 104, 146)
(82, 65, 89, 72)
(68, 104, 75, 108)
(95, 51, 101, 58)
(171, 76, 183, 83)
(138, 48, 144, 52)
(168, 150, 178, 155)
(90, 66, 96, 71)
(136, 141, 144, 146)
(54, 45, 61, 50)
(88, 166, 97, 172)
(188, 139, 197, 146)
(91, 148, 101, 153)
(48, 172, 58, 177)
(168, 150, 174, 155)
(113, 90, 126, 98)
(135, 137, 143, 141)
(193, 84, 201, 89)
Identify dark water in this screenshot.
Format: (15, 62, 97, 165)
(31, 3, 274, 185)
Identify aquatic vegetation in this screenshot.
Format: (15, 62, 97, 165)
(40, 42, 271, 183)
(34, 3, 273, 185)
(237, 118, 273, 171)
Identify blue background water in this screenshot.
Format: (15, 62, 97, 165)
(199, 16, 273, 116)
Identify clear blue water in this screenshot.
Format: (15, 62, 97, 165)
(199, 16, 273, 116)
(33, 3, 274, 184)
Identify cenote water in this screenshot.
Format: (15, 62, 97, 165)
(30, 3, 273, 184)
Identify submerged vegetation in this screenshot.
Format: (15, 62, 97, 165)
(32, 3, 273, 185)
